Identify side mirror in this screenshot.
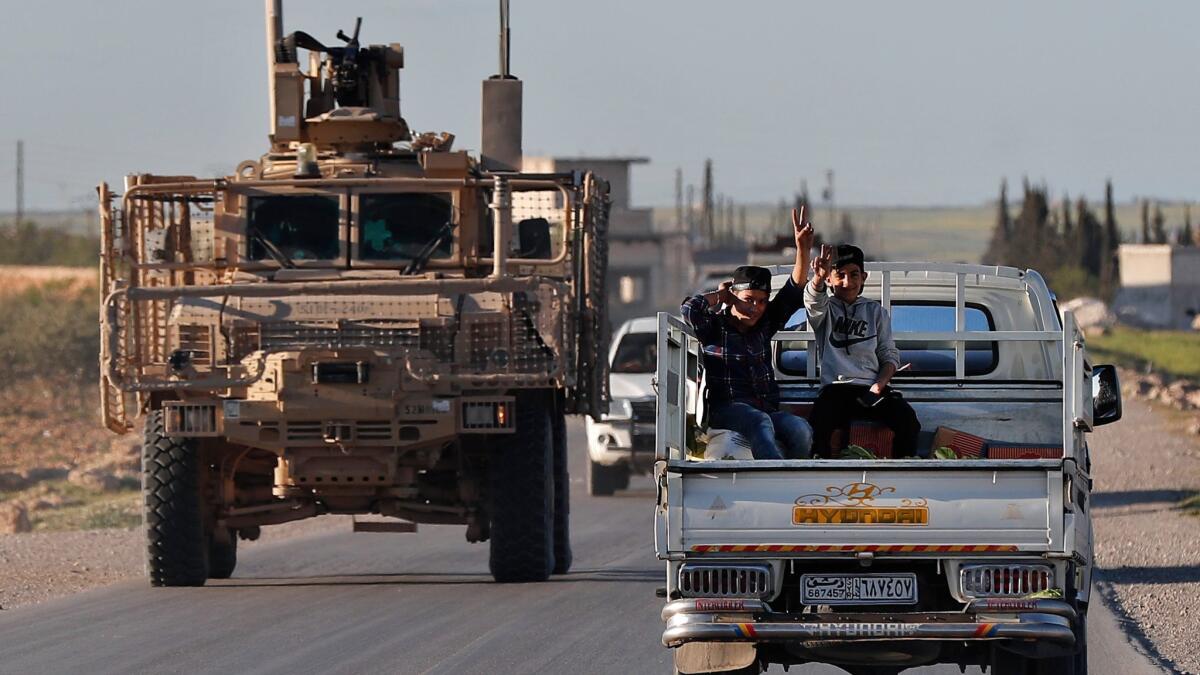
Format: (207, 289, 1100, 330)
(1092, 364, 1122, 426)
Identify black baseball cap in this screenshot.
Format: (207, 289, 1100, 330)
(832, 244, 865, 271)
(731, 265, 772, 293)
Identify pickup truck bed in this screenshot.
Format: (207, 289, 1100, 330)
(653, 263, 1120, 675)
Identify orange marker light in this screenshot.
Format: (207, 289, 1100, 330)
(496, 403, 507, 427)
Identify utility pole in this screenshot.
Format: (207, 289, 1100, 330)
(702, 159, 714, 243)
(15, 140, 24, 225)
(674, 167, 683, 232)
(823, 169, 835, 234)
(685, 184, 695, 240)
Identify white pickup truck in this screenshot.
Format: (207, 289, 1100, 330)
(654, 263, 1122, 675)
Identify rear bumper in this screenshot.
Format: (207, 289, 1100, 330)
(661, 598, 1077, 648)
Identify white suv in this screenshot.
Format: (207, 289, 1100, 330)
(585, 316, 657, 495)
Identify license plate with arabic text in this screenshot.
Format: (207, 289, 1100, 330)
(800, 574, 918, 605)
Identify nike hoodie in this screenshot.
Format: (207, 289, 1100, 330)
(803, 280, 901, 387)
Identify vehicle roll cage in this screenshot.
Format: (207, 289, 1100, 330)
(654, 262, 1090, 465)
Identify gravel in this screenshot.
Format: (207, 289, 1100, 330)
(1091, 393, 1200, 674)
(0, 515, 352, 610)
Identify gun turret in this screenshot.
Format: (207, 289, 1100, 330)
(264, 1, 408, 152)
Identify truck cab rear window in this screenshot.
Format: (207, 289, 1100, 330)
(779, 303, 997, 377)
(247, 195, 340, 261)
(359, 193, 454, 261)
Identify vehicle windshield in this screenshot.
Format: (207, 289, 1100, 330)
(611, 332, 657, 373)
(247, 195, 340, 261)
(360, 193, 454, 261)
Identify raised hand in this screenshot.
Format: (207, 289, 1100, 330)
(717, 279, 735, 305)
(792, 206, 814, 252)
(812, 243, 834, 282)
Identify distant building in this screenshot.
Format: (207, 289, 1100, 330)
(523, 156, 693, 328)
(1113, 244, 1200, 329)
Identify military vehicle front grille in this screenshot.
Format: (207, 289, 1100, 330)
(960, 564, 1054, 598)
(259, 322, 419, 351)
(163, 402, 218, 437)
(630, 399, 656, 423)
(357, 421, 393, 441)
(235, 302, 560, 379)
(678, 564, 772, 599)
(283, 421, 395, 443)
(286, 422, 324, 441)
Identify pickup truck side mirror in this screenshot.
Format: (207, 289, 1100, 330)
(1092, 364, 1122, 426)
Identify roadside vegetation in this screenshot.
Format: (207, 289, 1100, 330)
(0, 221, 99, 267)
(0, 280, 99, 380)
(0, 264, 130, 533)
(1088, 327, 1200, 380)
(0, 479, 140, 532)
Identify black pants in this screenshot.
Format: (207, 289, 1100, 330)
(811, 384, 921, 458)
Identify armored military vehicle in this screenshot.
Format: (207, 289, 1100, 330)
(97, 0, 610, 586)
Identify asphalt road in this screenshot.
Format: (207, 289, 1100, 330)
(0, 420, 1166, 675)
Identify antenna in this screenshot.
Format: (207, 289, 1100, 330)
(481, 0, 522, 171)
(499, 0, 511, 77)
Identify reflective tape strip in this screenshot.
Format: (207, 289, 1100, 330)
(974, 623, 999, 637)
(691, 544, 1021, 553)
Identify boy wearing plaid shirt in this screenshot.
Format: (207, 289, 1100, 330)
(681, 208, 814, 460)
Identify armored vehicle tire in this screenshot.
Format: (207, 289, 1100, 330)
(142, 409, 208, 587)
(551, 405, 572, 575)
(207, 529, 238, 580)
(488, 391, 556, 583)
(587, 458, 626, 496)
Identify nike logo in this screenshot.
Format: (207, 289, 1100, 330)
(829, 334, 877, 348)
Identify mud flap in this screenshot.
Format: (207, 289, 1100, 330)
(674, 642, 757, 675)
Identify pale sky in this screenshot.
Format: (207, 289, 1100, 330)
(1, 0, 1197, 211)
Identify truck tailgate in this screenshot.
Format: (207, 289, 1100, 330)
(661, 462, 1063, 555)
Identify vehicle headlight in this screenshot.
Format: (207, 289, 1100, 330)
(605, 398, 633, 420)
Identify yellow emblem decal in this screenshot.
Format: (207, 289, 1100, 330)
(792, 483, 929, 526)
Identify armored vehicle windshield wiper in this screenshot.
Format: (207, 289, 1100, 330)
(248, 227, 297, 269)
(403, 221, 456, 275)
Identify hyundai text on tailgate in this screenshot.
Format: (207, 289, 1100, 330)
(654, 263, 1122, 675)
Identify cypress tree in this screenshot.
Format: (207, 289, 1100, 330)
(1060, 192, 1080, 266)
(1152, 203, 1168, 244)
(984, 178, 1012, 264)
(1140, 199, 1151, 243)
(1181, 203, 1195, 247)
(1077, 197, 1102, 277)
(1101, 180, 1120, 298)
(1010, 182, 1051, 270)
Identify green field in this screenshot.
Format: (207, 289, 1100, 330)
(1087, 327, 1200, 380)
